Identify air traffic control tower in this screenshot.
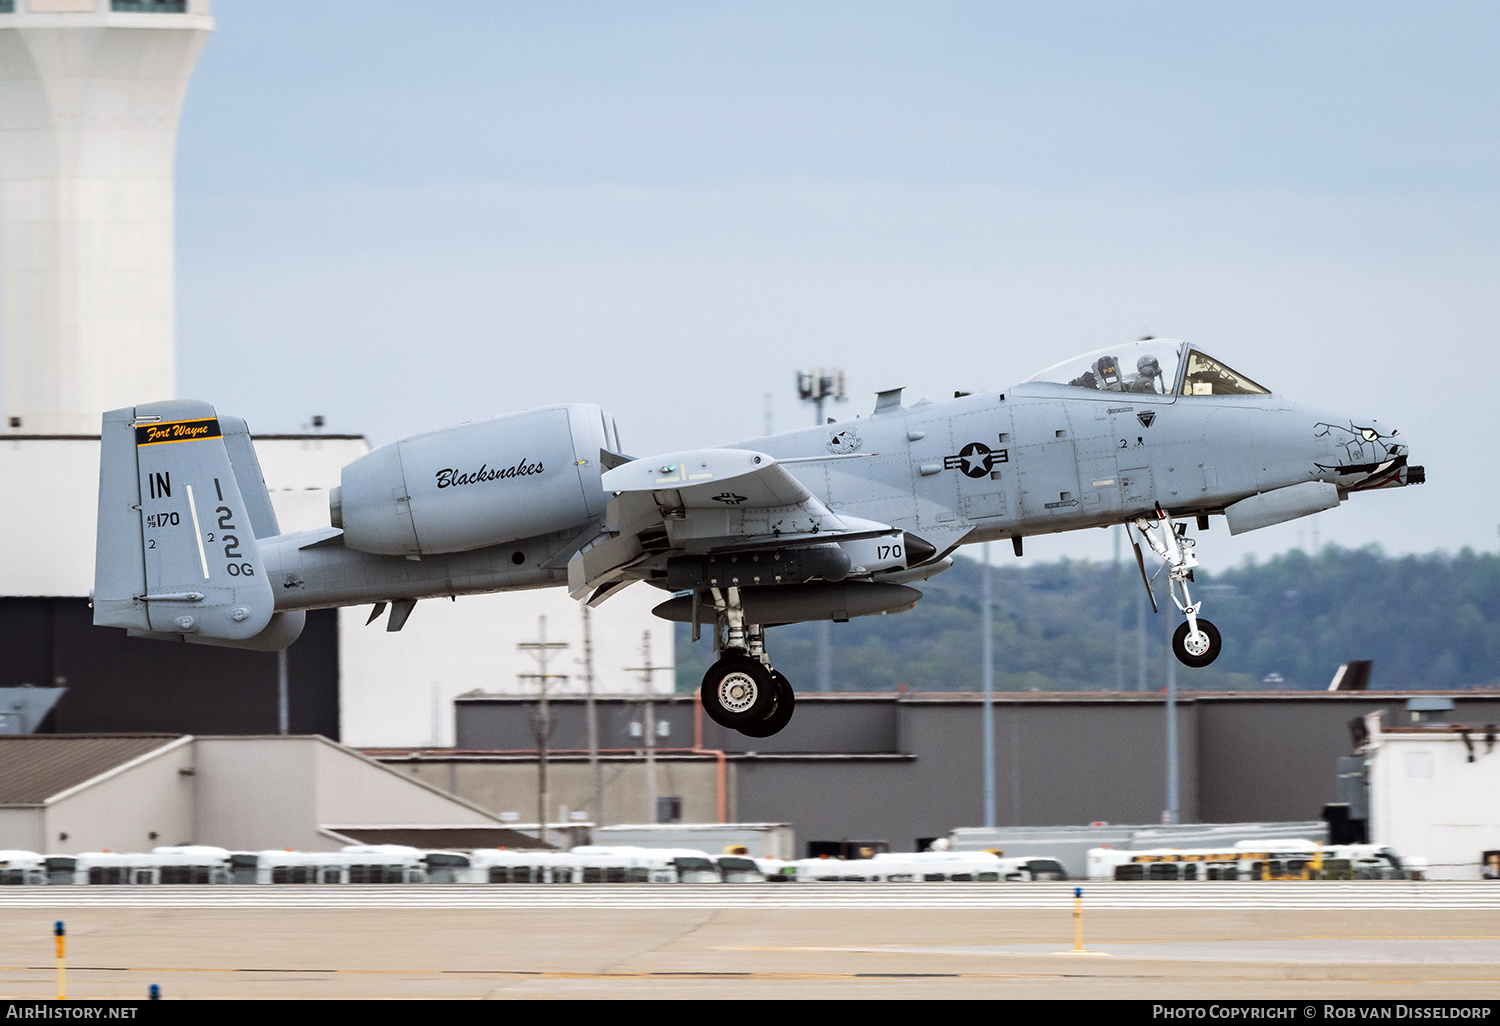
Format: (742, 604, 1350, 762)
(0, 0, 212, 434)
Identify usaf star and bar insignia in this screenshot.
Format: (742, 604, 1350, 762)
(943, 441, 1008, 478)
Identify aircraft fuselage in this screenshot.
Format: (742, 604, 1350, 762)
(255, 382, 1408, 613)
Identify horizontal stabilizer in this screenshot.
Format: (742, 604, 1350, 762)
(127, 611, 307, 652)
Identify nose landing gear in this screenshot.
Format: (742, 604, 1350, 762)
(1131, 511, 1224, 668)
(698, 586, 798, 737)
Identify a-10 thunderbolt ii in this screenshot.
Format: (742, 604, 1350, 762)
(93, 338, 1422, 737)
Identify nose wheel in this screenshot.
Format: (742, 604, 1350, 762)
(1172, 618, 1222, 668)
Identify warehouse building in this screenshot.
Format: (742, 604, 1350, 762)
(0, 732, 535, 854)
(366, 689, 1500, 860)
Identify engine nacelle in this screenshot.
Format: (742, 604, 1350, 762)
(331, 404, 620, 557)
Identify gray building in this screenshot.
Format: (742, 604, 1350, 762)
(0, 733, 536, 855)
(394, 690, 1500, 857)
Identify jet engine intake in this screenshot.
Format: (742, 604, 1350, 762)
(332, 404, 618, 557)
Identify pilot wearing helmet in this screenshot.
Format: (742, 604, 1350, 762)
(1129, 354, 1163, 394)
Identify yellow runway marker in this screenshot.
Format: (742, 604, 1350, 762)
(53, 921, 65, 1001)
(1062, 885, 1109, 956)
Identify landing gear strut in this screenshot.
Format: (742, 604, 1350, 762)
(699, 586, 798, 736)
(1132, 511, 1223, 668)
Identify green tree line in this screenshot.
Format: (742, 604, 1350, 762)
(674, 545, 1500, 693)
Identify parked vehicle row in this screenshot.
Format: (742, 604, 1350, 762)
(5, 841, 1424, 884)
(0, 845, 1067, 885)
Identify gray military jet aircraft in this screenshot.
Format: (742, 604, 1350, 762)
(93, 339, 1422, 737)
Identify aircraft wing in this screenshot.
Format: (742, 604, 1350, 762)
(567, 448, 891, 603)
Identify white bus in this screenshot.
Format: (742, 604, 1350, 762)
(792, 850, 1053, 882)
(53, 848, 236, 885)
(337, 845, 429, 884)
(249, 845, 427, 885)
(149, 846, 233, 884)
(73, 851, 165, 885)
(253, 850, 348, 885)
(0, 850, 47, 886)
(468, 845, 720, 884)
(565, 846, 720, 883)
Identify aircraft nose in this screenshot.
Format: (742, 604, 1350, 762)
(1347, 417, 1424, 489)
(1371, 420, 1423, 485)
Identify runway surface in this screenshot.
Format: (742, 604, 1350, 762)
(2, 883, 1498, 1000)
(1, 881, 1496, 908)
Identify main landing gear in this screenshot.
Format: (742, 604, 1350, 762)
(699, 586, 797, 737)
(1131, 510, 1224, 669)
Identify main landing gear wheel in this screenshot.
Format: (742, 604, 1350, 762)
(700, 655, 775, 728)
(1172, 618, 1222, 668)
(737, 671, 796, 738)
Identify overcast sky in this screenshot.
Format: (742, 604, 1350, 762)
(174, 1, 1499, 566)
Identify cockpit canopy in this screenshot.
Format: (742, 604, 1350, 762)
(1023, 340, 1271, 397)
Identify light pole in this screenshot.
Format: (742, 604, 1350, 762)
(580, 604, 603, 827)
(796, 368, 847, 427)
(1164, 608, 1179, 825)
(796, 368, 847, 692)
(982, 542, 995, 828)
(277, 648, 289, 735)
(624, 630, 675, 822)
(1113, 525, 1125, 691)
(1137, 562, 1149, 692)
(518, 616, 568, 846)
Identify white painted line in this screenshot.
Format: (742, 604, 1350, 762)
(186, 483, 210, 580)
